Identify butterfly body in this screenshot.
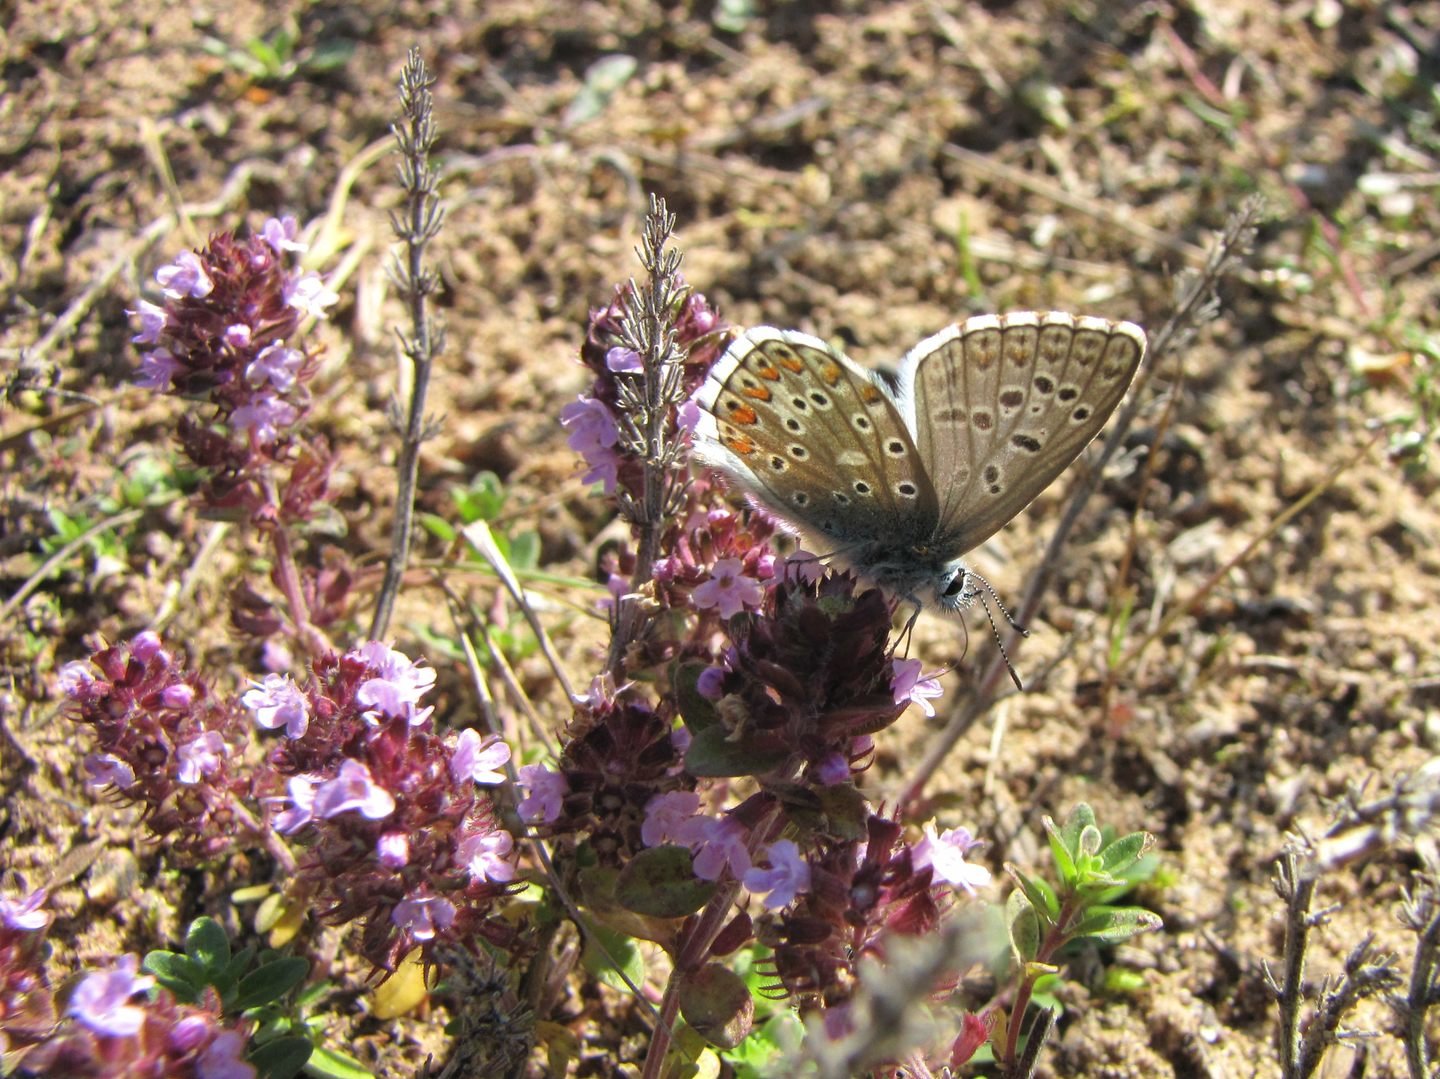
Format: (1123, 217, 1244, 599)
(691, 312, 1146, 612)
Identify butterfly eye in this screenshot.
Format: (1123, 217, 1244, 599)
(942, 571, 968, 598)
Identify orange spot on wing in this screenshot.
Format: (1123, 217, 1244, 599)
(860, 384, 881, 403)
(742, 385, 772, 401)
(778, 355, 805, 372)
(756, 364, 781, 381)
(821, 363, 842, 385)
(730, 404, 758, 425)
(725, 436, 756, 456)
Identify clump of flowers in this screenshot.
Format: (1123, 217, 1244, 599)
(0, 888, 55, 1061)
(246, 641, 519, 970)
(16, 954, 257, 1079)
(60, 631, 257, 860)
(531, 200, 999, 1071)
(129, 216, 346, 651)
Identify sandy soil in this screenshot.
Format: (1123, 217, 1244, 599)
(4, 1, 1440, 1075)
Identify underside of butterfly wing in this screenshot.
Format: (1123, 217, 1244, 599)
(692, 327, 941, 552)
(900, 311, 1146, 555)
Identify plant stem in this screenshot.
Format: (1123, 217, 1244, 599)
(372, 48, 446, 640)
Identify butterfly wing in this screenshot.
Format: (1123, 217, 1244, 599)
(897, 311, 1146, 554)
(693, 328, 941, 550)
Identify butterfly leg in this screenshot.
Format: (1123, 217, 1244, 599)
(887, 597, 925, 658)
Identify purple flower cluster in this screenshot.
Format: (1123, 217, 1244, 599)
(246, 641, 518, 969)
(545, 275, 996, 1053)
(17, 953, 255, 1079)
(60, 632, 254, 859)
(755, 815, 987, 1008)
(129, 220, 344, 635)
(563, 283, 723, 501)
(0, 887, 55, 1062)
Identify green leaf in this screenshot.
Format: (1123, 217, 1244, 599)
(248, 1035, 313, 1079)
(615, 845, 715, 918)
(1056, 804, 1096, 850)
(679, 963, 754, 1050)
(304, 38, 355, 73)
(1097, 831, 1154, 875)
(684, 726, 789, 777)
(1006, 864, 1060, 923)
(1044, 816, 1077, 884)
(143, 951, 204, 1002)
(563, 54, 638, 126)
(581, 923, 645, 993)
(246, 37, 283, 72)
(508, 530, 540, 571)
(218, 944, 258, 997)
(419, 513, 456, 543)
(674, 661, 721, 733)
(235, 956, 310, 1012)
(1005, 888, 1041, 965)
(1065, 905, 1163, 944)
(452, 472, 507, 523)
(186, 916, 232, 974)
(303, 1045, 374, 1079)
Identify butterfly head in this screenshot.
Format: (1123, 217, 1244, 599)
(934, 562, 978, 614)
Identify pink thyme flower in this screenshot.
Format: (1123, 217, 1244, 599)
(516, 763, 568, 824)
(605, 346, 644, 373)
(456, 829, 516, 883)
(890, 658, 944, 718)
(136, 347, 184, 391)
(175, 731, 226, 785)
(559, 395, 621, 492)
(271, 774, 320, 834)
(224, 323, 253, 350)
(198, 1028, 256, 1079)
(242, 673, 310, 739)
(161, 682, 196, 709)
(913, 822, 991, 895)
(0, 888, 50, 931)
(449, 728, 511, 786)
(675, 398, 701, 435)
(58, 660, 97, 696)
(130, 631, 166, 664)
(83, 752, 136, 790)
(391, 892, 456, 942)
(695, 665, 727, 701)
(743, 839, 811, 910)
(692, 558, 764, 619)
(675, 814, 751, 881)
(352, 642, 436, 725)
(261, 215, 307, 254)
(376, 833, 410, 868)
(950, 1011, 991, 1068)
(815, 751, 850, 786)
(231, 394, 300, 445)
(128, 299, 168, 344)
(284, 272, 338, 318)
(641, 790, 701, 847)
(312, 760, 395, 821)
(245, 341, 304, 391)
(155, 250, 213, 300)
(68, 955, 155, 1037)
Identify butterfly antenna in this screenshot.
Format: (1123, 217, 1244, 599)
(976, 573, 1028, 638)
(968, 573, 1025, 691)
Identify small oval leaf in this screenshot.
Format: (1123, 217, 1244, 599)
(679, 963, 754, 1050)
(616, 845, 715, 918)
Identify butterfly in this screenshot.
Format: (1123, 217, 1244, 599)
(690, 311, 1146, 616)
